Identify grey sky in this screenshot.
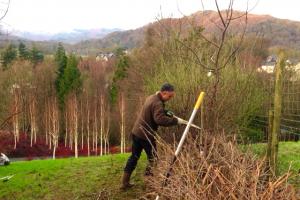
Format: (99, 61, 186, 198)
(1, 0, 300, 33)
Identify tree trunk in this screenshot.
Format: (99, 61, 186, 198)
(100, 94, 104, 156)
(87, 96, 90, 156)
(74, 96, 78, 158)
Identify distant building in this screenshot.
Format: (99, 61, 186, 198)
(96, 52, 115, 62)
(257, 55, 277, 73)
(258, 55, 300, 80)
(287, 62, 300, 81)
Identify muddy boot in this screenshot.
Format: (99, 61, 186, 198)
(120, 172, 134, 190)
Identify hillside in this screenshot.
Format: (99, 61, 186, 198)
(2, 10, 300, 54)
(73, 10, 300, 54)
(13, 28, 122, 44)
(0, 155, 147, 200)
(1, 142, 299, 200)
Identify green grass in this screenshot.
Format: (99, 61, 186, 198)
(1, 142, 299, 200)
(245, 141, 300, 173)
(0, 154, 147, 200)
(245, 141, 300, 187)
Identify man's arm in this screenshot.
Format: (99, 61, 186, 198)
(153, 102, 178, 126)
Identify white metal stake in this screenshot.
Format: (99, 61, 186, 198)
(155, 92, 205, 200)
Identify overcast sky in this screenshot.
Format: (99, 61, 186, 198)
(1, 0, 300, 33)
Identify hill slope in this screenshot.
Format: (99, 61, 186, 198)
(0, 142, 299, 199)
(2, 10, 300, 54)
(74, 10, 300, 54)
(0, 154, 147, 200)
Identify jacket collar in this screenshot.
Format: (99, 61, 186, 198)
(156, 91, 165, 102)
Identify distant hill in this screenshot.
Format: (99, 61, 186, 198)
(73, 10, 300, 54)
(10, 28, 122, 44)
(0, 34, 72, 54)
(0, 28, 120, 54)
(1, 10, 300, 55)
(71, 28, 145, 55)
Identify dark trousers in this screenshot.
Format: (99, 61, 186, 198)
(124, 134, 157, 173)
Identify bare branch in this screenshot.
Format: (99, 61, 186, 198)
(0, 110, 22, 130)
(174, 38, 210, 70)
(215, 0, 226, 28)
(220, 7, 249, 70)
(0, 0, 10, 21)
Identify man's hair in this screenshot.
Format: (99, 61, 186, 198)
(160, 83, 174, 92)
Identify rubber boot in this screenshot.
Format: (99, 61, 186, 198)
(120, 172, 134, 190)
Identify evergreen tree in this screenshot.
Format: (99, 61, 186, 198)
(109, 47, 129, 104)
(56, 52, 82, 108)
(18, 42, 29, 60)
(30, 46, 44, 67)
(62, 53, 82, 95)
(54, 43, 68, 107)
(0, 44, 17, 70)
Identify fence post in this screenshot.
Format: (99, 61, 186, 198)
(266, 110, 274, 175)
(270, 52, 285, 175)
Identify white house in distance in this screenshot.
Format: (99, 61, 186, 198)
(287, 62, 300, 81)
(96, 52, 115, 62)
(258, 55, 300, 80)
(257, 55, 276, 73)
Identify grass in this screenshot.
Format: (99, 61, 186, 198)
(0, 154, 147, 200)
(1, 142, 299, 200)
(244, 141, 300, 187)
(245, 141, 300, 173)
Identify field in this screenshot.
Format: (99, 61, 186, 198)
(0, 154, 146, 200)
(1, 142, 300, 200)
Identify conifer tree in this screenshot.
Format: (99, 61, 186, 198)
(1, 44, 17, 70)
(30, 46, 44, 67)
(54, 43, 68, 107)
(18, 42, 29, 60)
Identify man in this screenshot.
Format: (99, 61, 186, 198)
(121, 83, 184, 189)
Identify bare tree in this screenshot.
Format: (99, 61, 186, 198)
(71, 95, 79, 158)
(151, 0, 251, 131)
(11, 83, 20, 149)
(29, 87, 37, 147)
(86, 93, 90, 156)
(44, 100, 49, 146)
(80, 98, 84, 150)
(64, 108, 68, 147)
(93, 97, 98, 155)
(100, 94, 104, 156)
(103, 104, 110, 154)
(119, 92, 126, 153)
(48, 97, 59, 159)
(0, 0, 10, 22)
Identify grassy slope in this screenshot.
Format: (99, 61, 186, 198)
(246, 141, 300, 187)
(1, 142, 299, 200)
(247, 141, 300, 173)
(0, 154, 146, 200)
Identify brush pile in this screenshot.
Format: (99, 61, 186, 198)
(143, 133, 296, 200)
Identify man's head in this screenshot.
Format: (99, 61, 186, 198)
(160, 83, 175, 102)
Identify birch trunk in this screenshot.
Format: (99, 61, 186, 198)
(86, 95, 90, 156)
(100, 94, 104, 156)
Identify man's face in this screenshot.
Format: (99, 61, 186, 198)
(161, 91, 175, 102)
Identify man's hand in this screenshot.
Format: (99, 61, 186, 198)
(165, 110, 174, 117)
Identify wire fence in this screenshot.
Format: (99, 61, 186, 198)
(250, 66, 300, 143)
(281, 78, 300, 141)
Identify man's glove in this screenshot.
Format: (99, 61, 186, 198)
(165, 110, 174, 117)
